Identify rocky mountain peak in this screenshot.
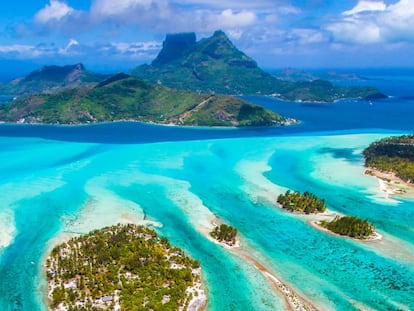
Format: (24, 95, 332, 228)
(152, 32, 196, 66)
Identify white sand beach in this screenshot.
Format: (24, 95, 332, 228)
(365, 168, 414, 199)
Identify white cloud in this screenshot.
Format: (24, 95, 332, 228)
(112, 41, 160, 52)
(290, 29, 327, 45)
(326, 21, 381, 44)
(89, 0, 258, 35)
(0, 44, 54, 58)
(35, 0, 75, 24)
(59, 39, 79, 55)
(0, 44, 34, 54)
(343, 0, 386, 16)
(172, 0, 277, 10)
(91, 0, 158, 17)
(209, 9, 256, 29)
(326, 0, 414, 44)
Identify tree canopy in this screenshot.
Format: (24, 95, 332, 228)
(210, 224, 238, 246)
(277, 190, 327, 214)
(320, 216, 375, 239)
(364, 134, 414, 183)
(46, 224, 202, 311)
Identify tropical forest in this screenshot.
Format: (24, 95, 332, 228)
(45, 224, 203, 311)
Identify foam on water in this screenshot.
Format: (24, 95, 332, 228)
(0, 209, 15, 249)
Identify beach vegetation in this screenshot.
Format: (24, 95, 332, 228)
(364, 134, 414, 183)
(319, 216, 375, 239)
(276, 190, 326, 214)
(210, 224, 237, 246)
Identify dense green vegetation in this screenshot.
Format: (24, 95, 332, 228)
(0, 63, 108, 95)
(0, 76, 288, 127)
(277, 190, 327, 214)
(363, 134, 414, 183)
(46, 224, 202, 311)
(210, 224, 238, 246)
(132, 30, 385, 102)
(320, 216, 375, 239)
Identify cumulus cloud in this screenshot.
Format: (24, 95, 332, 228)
(26, 0, 302, 48)
(0, 43, 55, 59)
(205, 9, 256, 29)
(35, 0, 75, 24)
(90, 0, 171, 25)
(107, 41, 161, 59)
(342, 0, 386, 16)
(0, 38, 162, 64)
(326, 0, 414, 44)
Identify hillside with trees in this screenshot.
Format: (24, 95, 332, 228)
(0, 63, 108, 95)
(132, 30, 386, 102)
(0, 75, 289, 127)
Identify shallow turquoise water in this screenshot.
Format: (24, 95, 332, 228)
(0, 132, 414, 310)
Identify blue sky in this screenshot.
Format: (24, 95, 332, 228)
(0, 0, 413, 75)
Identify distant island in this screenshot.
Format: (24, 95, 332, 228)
(276, 190, 327, 214)
(45, 224, 206, 311)
(132, 30, 386, 102)
(0, 30, 387, 127)
(210, 223, 238, 247)
(363, 134, 414, 196)
(0, 63, 108, 96)
(271, 68, 369, 82)
(319, 216, 376, 240)
(0, 73, 291, 127)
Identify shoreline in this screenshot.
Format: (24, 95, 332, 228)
(0, 118, 295, 129)
(232, 248, 319, 311)
(276, 203, 382, 242)
(364, 168, 414, 198)
(308, 219, 382, 242)
(210, 219, 318, 311)
(41, 225, 208, 311)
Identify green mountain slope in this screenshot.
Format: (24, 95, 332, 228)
(0, 75, 289, 127)
(131, 31, 386, 102)
(0, 63, 109, 95)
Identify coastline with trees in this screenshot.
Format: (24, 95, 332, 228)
(209, 223, 238, 247)
(276, 190, 327, 214)
(363, 134, 414, 198)
(276, 190, 381, 241)
(318, 216, 378, 240)
(45, 223, 206, 311)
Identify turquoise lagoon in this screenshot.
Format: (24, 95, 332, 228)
(1, 71, 414, 310)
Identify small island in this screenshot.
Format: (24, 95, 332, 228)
(45, 224, 206, 311)
(318, 216, 376, 240)
(276, 190, 327, 214)
(363, 134, 414, 196)
(209, 224, 238, 247)
(277, 190, 380, 241)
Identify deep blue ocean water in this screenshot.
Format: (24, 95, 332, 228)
(0, 70, 414, 310)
